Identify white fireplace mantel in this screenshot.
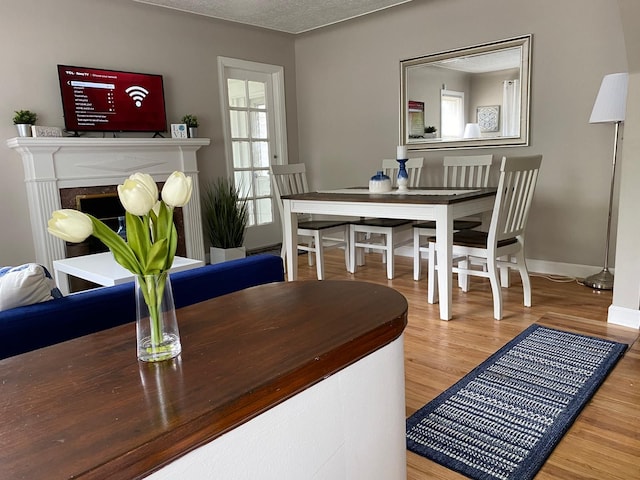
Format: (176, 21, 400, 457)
(7, 137, 210, 273)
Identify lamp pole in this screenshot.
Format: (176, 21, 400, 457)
(583, 120, 620, 290)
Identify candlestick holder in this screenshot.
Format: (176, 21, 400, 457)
(396, 159, 409, 191)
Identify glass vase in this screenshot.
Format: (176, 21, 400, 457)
(135, 272, 182, 362)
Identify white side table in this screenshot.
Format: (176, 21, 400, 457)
(53, 252, 205, 295)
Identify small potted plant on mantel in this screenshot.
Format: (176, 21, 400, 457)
(202, 177, 249, 264)
(13, 110, 38, 137)
(180, 114, 199, 138)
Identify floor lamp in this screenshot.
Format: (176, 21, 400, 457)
(583, 72, 628, 290)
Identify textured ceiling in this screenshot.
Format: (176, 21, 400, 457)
(133, 0, 413, 34)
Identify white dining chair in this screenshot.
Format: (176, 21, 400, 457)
(427, 154, 542, 320)
(413, 154, 493, 280)
(270, 163, 349, 280)
(349, 157, 424, 280)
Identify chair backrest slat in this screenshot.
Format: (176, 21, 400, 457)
(381, 157, 424, 187)
(489, 155, 542, 245)
(270, 163, 312, 223)
(443, 155, 493, 188)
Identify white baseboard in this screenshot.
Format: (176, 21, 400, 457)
(524, 259, 612, 279)
(397, 247, 605, 279)
(607, 305, 640, 329)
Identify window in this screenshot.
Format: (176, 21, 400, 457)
(441, 90, 465, 139)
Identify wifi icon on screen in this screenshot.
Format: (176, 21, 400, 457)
(125, 85, 149, 107)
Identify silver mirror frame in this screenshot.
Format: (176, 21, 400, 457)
(400, 35, 532, 151)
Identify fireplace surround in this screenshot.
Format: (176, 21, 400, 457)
(7, 137, 210, 273)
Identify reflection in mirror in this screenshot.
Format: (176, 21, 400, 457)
(401, 35, 531, 150)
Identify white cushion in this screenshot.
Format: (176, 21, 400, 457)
(0, 264, 62, 311)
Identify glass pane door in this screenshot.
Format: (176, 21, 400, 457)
(219, 58, 288, 249)
(227, 76, 273, 228)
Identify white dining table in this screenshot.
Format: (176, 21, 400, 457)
(281, 187, 497, 320)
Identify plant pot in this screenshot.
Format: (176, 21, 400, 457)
(210, 246, 246, 264)
(188, 127, 198, 138)
(15, 124, 32, 137)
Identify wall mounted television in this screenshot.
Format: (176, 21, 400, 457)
(57, 64, 167, 134)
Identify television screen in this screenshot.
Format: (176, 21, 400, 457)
(57, 65, 167, 133)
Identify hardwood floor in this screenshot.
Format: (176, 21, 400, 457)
(294, 250, 640, 479)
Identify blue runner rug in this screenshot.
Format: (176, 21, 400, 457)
(406, 324, 627, 480)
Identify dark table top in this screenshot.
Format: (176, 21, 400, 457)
(0, 280, 407, 480)
(282, 187, 497, 204)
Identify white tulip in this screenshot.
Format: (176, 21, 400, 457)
(130, 172, 158, 201)
(47, 209, 93, 243)
(118, 177, 157, 216)
(161, 171, 192, 207)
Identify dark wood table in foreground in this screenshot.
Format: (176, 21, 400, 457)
(0, 280, 407, 479)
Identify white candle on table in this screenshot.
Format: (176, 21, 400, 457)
(396, 145, 407, 160)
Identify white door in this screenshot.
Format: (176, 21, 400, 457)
(218, 57, 288, 250)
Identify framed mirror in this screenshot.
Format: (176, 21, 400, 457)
(400, 35, 532, 151)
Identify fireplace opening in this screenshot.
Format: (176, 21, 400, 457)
(76, 193, 124, 226)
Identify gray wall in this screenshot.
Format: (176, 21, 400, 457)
(0, 0, 297, 266)
(294, 0, 628, 274)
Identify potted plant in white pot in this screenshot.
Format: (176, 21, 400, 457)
(202, 177, 248, 264)
(424, 125, 438, 139)
(180, 114, 199, 138)
(13, 110, 38, 137)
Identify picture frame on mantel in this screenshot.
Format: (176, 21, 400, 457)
(171, 123, 188, 139)
(31, 126, 63, 138)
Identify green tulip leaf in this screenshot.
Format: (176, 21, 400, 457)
(165, 223, 178, 269)
(145, 238, 169, 273)
(126, 212, 151, 265)
(157, 202, 172, 242)
(88, 215, 141, 274)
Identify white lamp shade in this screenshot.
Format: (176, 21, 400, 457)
(463, 123, 481, 139)
(589, 72, 628, 123)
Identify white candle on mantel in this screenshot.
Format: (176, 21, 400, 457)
(397, 145, 407, 160)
